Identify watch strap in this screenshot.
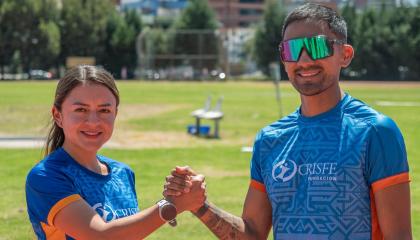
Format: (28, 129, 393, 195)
(156, 199, 177, 227)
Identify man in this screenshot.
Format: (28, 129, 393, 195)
(165, 3, 411, 239)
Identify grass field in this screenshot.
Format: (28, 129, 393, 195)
(0, 80, 419, 239)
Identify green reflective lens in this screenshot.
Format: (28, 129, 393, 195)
(280, 35, 335, 62)
(283, 38, 302, 62)
(304, 36, 331, 60)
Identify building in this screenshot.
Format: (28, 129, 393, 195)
(208, 0, 265, 28)
(120, 0, 265, 28)
(281, 0, 340, 12)
(120, 0, 188, 23)
(280, 0, 407, 12)
(339, 0, 397, 9)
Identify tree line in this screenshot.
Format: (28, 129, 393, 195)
(0, 0, 219, 79)
(254, 0, 420, 80)
(1, 0, 419, 80)
(0, 0, 142, 78)
(342, 4, 420, 80)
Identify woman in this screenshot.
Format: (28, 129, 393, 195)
(25, 65, 205, 239)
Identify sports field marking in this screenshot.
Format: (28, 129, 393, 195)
(0, 137, 44, 148)
(341, 81, 420, 88)
(375, 101, 420, 107)
(241, 146, 253, 152)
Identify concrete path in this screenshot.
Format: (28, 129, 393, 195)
(0, 137, 45, 148)
(0, 137, 124, 149)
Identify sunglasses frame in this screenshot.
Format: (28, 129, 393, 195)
(279, 35, 346, 62)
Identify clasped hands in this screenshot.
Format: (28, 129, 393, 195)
(163, 166, 206, 214)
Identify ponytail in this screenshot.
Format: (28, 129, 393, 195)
(44, 120, 65, 157)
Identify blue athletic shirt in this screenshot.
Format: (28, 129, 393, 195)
(26, 147, 139, 240)
(250, 93, 409, 240)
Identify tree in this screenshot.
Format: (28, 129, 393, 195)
(350, 8, 378, 79)
(102, 9, 142, 78)
(173, 0, 217, 30)
(349, 5, 419, 80)
(0, 0, 60, 74)
(141, 27, 171, 70)
(0, 1, 15, 76)
(340, 4, 357, 46)
(406, 6, 420, 79)
(125, 8, 142, 34)
(36, 20, 61, 69)
(390, 6, 420, 80)
(252, 0, 286, 76)
(170, 0, 219, 69)
(59, 0, 114, 65)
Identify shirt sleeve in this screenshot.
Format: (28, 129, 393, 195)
(127, 167, 139, 207)
(250, 131, 266, 192)
(366, 115, 410, 193)
(26, 166, 81, 226)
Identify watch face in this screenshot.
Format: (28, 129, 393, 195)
(161, 204, 177, 221)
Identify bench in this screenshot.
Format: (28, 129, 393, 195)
(191, 96, 224, 138)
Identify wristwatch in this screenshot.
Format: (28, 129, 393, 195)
(157, 199, 177, 227)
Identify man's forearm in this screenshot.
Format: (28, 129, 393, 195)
(193, 201, 254, 240)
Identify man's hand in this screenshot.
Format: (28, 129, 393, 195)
(163, 166, 196, 196)
(164, 166, 272, 239)
(163, 166, 207, 213)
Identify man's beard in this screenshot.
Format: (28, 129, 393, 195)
(293, 81, 326, 96)
(290, 66, 336, 96)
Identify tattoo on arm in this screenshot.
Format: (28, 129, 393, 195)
(193, 202, 250, 240)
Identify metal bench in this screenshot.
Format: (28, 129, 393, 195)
(191, 97, 224, 138)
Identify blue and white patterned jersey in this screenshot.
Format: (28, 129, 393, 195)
(26, 147, 139, 240)
(250, 93, 409, 240)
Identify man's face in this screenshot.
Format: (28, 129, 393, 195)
(282, 20, 353, 96)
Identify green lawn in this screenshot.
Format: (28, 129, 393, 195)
(0, 81, 419, 239)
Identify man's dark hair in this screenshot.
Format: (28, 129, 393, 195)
(282, 3, 347, 42)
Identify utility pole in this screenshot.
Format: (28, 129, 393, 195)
(224, 0, 231, 79)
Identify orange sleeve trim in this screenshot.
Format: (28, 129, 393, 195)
(371, 172, 410, 194)
(250, 179, 266, 193)
(41, 222, 67, 240)
(47, 194, 82, 226)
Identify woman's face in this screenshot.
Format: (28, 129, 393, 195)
(53, 83, 117, 153)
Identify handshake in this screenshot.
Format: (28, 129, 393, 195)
(162, 166, 207, 219)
